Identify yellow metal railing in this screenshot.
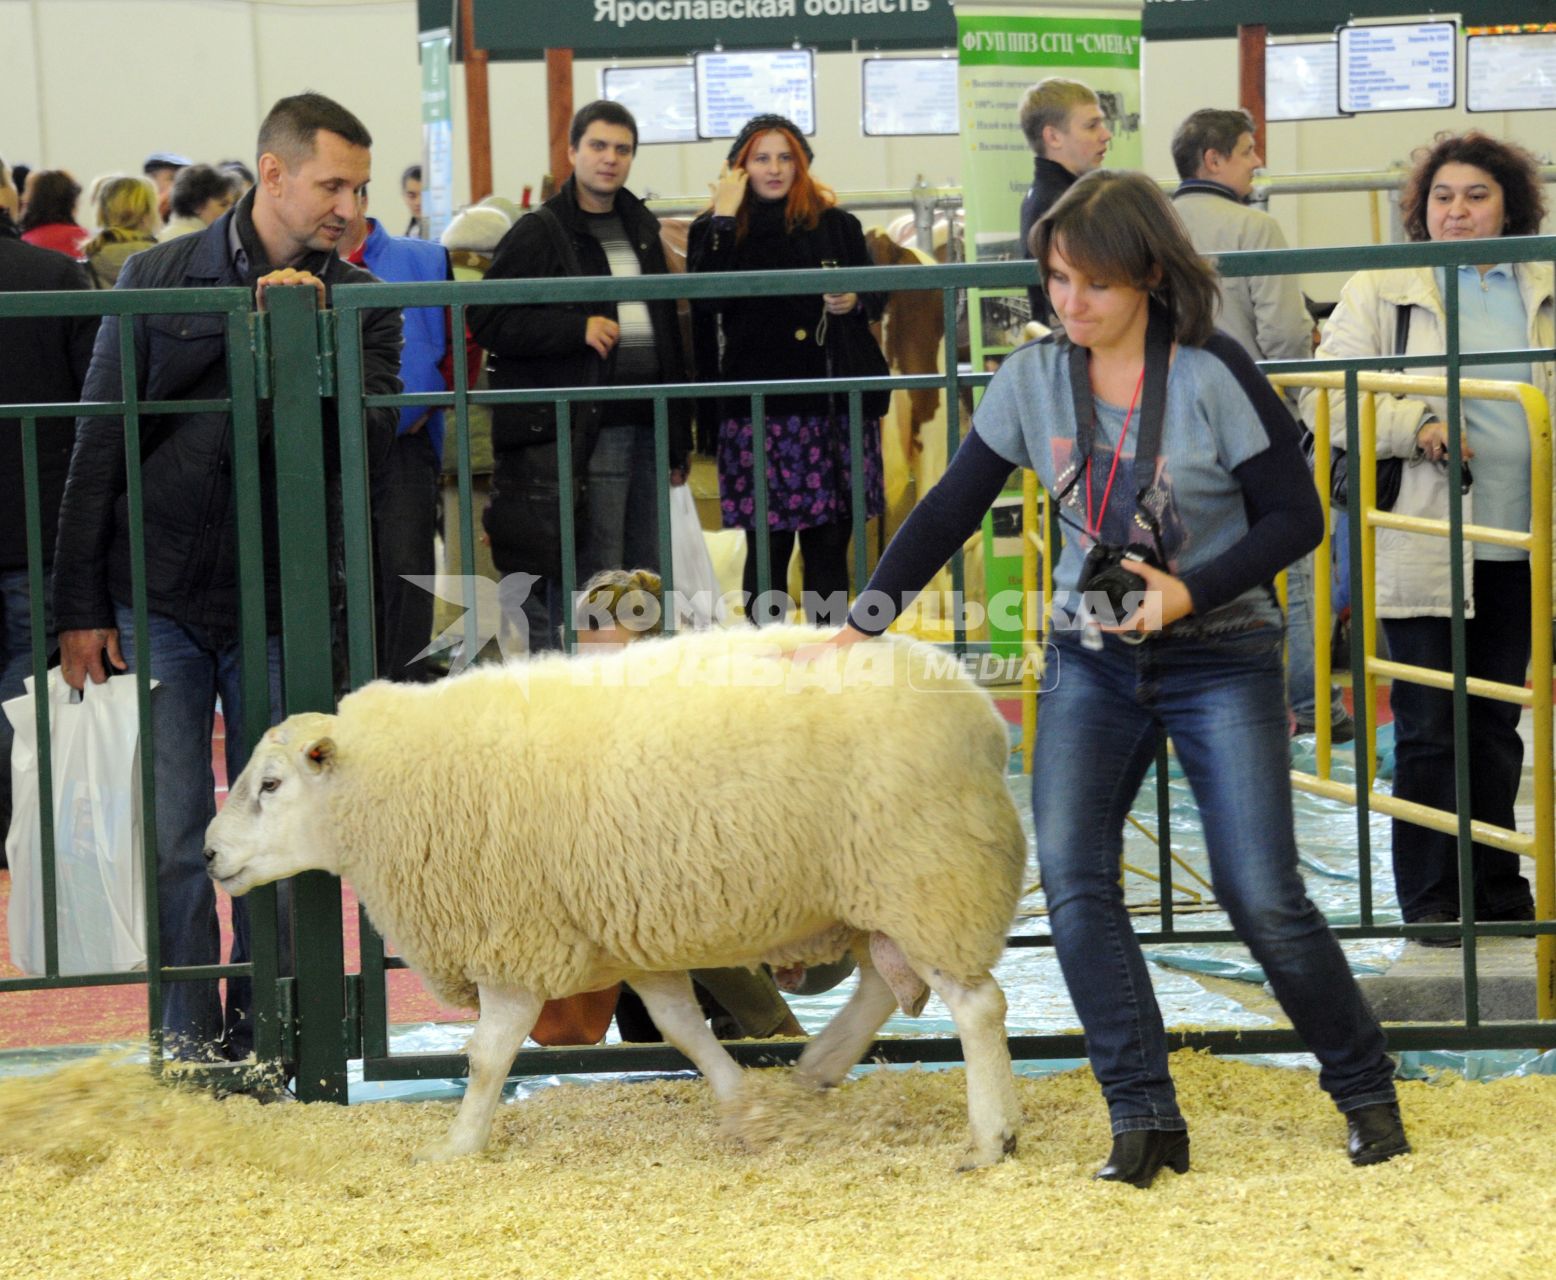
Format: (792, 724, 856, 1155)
(1273, 371, 1554, 1018)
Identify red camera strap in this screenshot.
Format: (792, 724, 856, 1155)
(1085, 365, 1146, 540)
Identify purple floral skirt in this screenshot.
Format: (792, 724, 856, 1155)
(717, 413, 885, 532)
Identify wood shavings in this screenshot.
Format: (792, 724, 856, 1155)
(2, 1050, 1554, 1279)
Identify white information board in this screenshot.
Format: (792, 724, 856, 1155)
(695, 49, 815, 140)
(1338, 21, 1457, 114)
(600, 65, 697, 145)
(1467, 32, 1556, 113)
(1266, 42, 1343, 121)
(862, 58, 959, 136)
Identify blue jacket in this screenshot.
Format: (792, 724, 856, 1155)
(358, 218, 451, 458)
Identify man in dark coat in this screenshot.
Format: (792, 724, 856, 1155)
(1016, 78, 1112, 326)
(0, 186, 97, 849)
(469, 100, 692, 651)
(51, 92, 402, 1061)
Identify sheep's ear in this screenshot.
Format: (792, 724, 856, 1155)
(302, 737, 337, 773)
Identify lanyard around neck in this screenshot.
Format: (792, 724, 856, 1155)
(1085, 366, 1146, 539)
(1058, 304, 1173, 537)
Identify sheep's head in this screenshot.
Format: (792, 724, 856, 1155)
(204, 711, 343, 896)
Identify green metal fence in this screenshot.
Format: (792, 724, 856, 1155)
(2, 236, 1554, 1104)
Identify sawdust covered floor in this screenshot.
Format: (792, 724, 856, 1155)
(1, 1050, 1552, 1280)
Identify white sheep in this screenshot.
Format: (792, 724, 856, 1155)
(204, 626, 1028, 1168)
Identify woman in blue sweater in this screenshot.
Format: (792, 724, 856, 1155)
(825, 170, 1408, 1186)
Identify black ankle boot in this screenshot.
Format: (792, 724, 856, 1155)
(1093, 1129, 1190, 1188)
(1347, 1102, 1411, 1166)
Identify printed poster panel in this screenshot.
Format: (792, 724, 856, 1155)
(955, 5, 1141, 655)
(956, 5, 1142, 357)
(419, 28, 455, 243)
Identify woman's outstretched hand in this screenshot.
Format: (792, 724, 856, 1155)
(791, 623, 872, 665)
(711, 163, 749, 217)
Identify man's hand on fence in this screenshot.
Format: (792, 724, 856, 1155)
(59, 627, 127, 692)
(255, 269, 327, 313)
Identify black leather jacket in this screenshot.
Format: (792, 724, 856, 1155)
(51, 197, 402, 633)
(0, 228, 97, 571)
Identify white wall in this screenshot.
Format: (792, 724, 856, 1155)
(5, 0, 1554, 304)
(1, 0, 422, 206)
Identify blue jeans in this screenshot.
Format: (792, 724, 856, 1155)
(1, 568, 55, 834)
(113, 604, 288, 1060)
(1033, 626, 1397, 1133)
(1382, 559, 1534, 923)
(582, 420, 664, 577)
(518, 421, 664, 652)
(1284, 552, 1347, 725)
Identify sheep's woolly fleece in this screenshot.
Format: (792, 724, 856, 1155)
(3, 1050, 1554, 1280)
(280, 625, 1024, 1008)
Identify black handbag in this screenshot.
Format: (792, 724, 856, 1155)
(824, 312, 892, 419)
(818, 215, 891, 419)
(1329, 305, 1408, 511)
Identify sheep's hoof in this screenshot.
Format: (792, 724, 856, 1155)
(955, 1130, 1017, 1172)
(412, 1135, 482, 1164)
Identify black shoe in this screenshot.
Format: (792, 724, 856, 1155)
(1347, 1101, 1410, 1166)
(1411, 910, 1461, 948)
(1292, 709, 1355, 744)
(1093, 1129, 1190, 1188)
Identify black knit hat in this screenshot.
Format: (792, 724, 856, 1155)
(726, 114, 814, 165)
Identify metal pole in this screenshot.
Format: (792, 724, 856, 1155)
(268, 285, 349, 1104)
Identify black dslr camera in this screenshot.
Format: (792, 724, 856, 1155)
(1075, 541, 1166, 622)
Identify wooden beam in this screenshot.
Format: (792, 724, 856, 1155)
(1237, 24, 1268, 157)
(461, 0, 492, 202)
(546, 48, 575, 186)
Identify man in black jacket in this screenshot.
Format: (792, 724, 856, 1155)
(1017, 78, 1112, 326)
(470, 100, 691, 651)
(0, 177, 97, 850)
(51, 93, 402, 1061)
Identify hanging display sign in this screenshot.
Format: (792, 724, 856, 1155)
(601, 64, 699, 143)
(1266, 41, 1343, 122)
(1467, 30, 1556, 112)
(1338, 20, 1456, 114)
(419, 27, 455, 243)
(695, 48, 817, 137)
(862, 57, 960, 136)
(1140, 1, 1556, 41)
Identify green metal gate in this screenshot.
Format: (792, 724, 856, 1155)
(2, 240, 1554, 1103)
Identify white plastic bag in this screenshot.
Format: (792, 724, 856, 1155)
(668, 483, 725, 629)
(5, 672, 151, 976)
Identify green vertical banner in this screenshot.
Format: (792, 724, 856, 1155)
(956, 4, 1141, 656)
(956, 3, 1142, 353)
(420, 27, 455, 242)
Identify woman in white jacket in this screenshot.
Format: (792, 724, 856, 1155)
(1304, 132, 1551, 940)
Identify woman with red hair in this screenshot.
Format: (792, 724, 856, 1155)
(687, 115, 886, 624)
